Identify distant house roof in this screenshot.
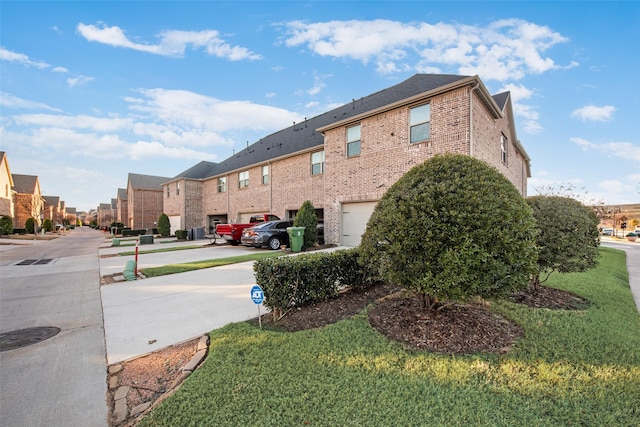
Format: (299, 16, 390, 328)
(172, 74, 473, 181)
(127, 173, 172, 190)
(117, 188, 128, 201)
(99, 203, 111, 210)
(111, 198, 117, 209)
(43, 195, 60, 207)
(12, 174, 39, 194)
(492, 92, 510, 111)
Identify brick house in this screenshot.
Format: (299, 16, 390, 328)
(0, 151, 15, 218)
(116, 188, 128, 225)
(127, 173, 171, 230)
(43, 195, 62, 225)
(164, 74, 531, 246)
(11, 174, 44, 230)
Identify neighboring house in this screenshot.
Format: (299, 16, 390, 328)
(0, 151, 15, 218)
(164, 74, 531, 246)
(127, 173, 172, 230)
(66, 207, 77, 226)
(43, 195, 62, 225)
(164, 161, 217, 233)
(116, 188, 128, 225)
(97, 203, 114, 227)
(12, 174, 44, 230)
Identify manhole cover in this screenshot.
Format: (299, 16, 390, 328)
(0, 327, 61, 351)
(15, 259, 53, 266)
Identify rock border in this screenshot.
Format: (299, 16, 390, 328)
(108, 335, 209, 426)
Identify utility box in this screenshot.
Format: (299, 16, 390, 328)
(112, 238, 120, 247)
(139, 235, 154, 245)
(287, 226, 305, 252)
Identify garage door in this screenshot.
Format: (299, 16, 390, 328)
(341, 201, 377, 247)
(168, 215, 181, 236)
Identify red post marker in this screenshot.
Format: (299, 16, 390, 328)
(135, 239, 139, 275)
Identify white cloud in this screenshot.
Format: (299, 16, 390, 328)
(571, 105, 616, 122)
(572, 137, 640, 161)
(280, 18, 571, 81)
(77, 23, 262, 60)
(52, 66, 68, 73)
(0, 93, 62, 112)
(0, 47, 50, 69)
(67, 75, 95, 87)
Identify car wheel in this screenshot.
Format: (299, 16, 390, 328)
(229, 240, 240, 246)
(268, 236, 282, 250)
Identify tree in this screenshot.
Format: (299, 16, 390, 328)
(158, 213, 170, 237)
(359, 154, 538, 310)
(25, 217, 36, 234)
(0, 215, 13, 235)
(527, 196, 600, 290)
(293, 200, 319, 248)
(43, 218, 53, 232)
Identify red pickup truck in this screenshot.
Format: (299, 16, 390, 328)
(215, 214, 280, 245)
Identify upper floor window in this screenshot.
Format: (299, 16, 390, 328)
(347, 124, 361, 158)
(218, 177, 227, 193)
(410, 104, 430, 143)
(311, 151, 325, 175)
(262, 165, 269, 185)
(238, 171, 249, 188)
(501, 133, 508, 165)
(176, 182, 180, 196)
(166, 185, 170, 198)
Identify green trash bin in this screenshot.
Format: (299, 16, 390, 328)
(112, 238, 120, 247)
(287, 226, 305, 252)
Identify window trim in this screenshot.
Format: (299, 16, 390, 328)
(217, 177, 227, 193)
(262, 165, 269, 185)
(501, 133, 508, 165)
(176, 182, 180, 196)
(409, 103, 431, 144)
(238, 170, 249, 188)
(311, 150, 325, 175)
(346, 124, 361, 158)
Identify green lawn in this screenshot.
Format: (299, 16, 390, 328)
(138, 247, 640, 426)
(140, 252, 282, 278)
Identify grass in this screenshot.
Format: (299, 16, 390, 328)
(141, 252, 282, 278)
(138, 247, 640, 426)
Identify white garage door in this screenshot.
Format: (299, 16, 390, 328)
(341, 201, 377, 247)
(168, 215, 181, 236)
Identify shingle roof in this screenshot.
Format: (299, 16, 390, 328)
(128, 173, 172, 190)
(492, 92, 510, 111)
(117, 188, 127, 201)
(11, 174, 38, 194)
(174, 74, 471, 180)
(43, 195, 60, 206)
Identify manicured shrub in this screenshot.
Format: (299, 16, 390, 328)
(358, 153, 538, 310)
(175, 229, 188, 240)
(527, 196, 600, 289)
(158, 213, 170, 237)
(43, 218, 52, 232)
(0, 215, 13, 235)
(293, 200, 318, 248)
(254, 248, 373, 320)
(25, 217, 36, 234)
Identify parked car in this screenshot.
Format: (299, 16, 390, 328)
(241, 220, 293, 250)
(601, 227, 613, 236)
(215, 214, 280, 245)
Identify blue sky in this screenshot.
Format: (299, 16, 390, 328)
(1, 1, 638, 212)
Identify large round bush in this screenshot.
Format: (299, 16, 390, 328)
(359, 154, 538, 309)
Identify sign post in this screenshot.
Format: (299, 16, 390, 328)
(250, 285, 264, 329)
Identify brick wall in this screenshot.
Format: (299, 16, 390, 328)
(129, 189, 163, 230)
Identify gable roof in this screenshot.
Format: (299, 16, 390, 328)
(492, 92, 510, 111)
(117, 188, 128, 201)
(127, 173, 172, 190)
(170, 74, 472, 181)
(0, 151, 14, 189)
(12, 174, 39, 194)
(43, 195, 60, 207)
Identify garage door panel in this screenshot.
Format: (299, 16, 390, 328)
(341, 202, 377, 247)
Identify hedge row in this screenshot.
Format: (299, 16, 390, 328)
(253, 248, 376, 320)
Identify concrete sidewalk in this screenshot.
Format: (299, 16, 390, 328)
(600, 237, 640, 313)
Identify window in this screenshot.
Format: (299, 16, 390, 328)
(262, 165, 269, 185)
(501, 133, 508, 165)
(347, 124, 361, 158)
(217, 177, 226, 193)
(311, 151, 325, 175)
(238, 171, 249, 188)
(167, 185, 170, 198)
(410, 104, 430, 143)
(176, 182, 180, 196)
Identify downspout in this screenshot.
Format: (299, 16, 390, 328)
(269, 162, 273, 214)
(469, 81, 480, 157)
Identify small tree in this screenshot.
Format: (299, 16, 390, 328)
(527, 196, 600, 290)
(294, 200, 318, 248)
(25, 217, 36, 234)
(43, 218, 53, 232)
(359, 154, 538, 310)
(0, 215, 13, 235)
(158, 213, 171, 237)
